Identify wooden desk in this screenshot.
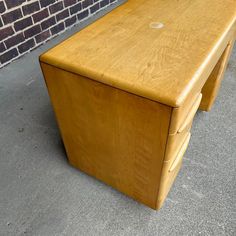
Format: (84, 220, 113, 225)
(40, 0, 236, 209)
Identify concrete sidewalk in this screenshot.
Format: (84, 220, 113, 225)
(0, 20, 236, 235)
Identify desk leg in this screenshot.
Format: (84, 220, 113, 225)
(199, 39, 235, 111)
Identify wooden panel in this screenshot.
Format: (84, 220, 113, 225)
(157, 133, 191, 209)
(39, 0, 236, 210)
(169, 93, 202, 134)
(41, 63, 172, 209)
(165, 122, 192, 162)
(40, 0, 236, 107)
(200, 40, 235, 111)
(157, 160, 183, 209)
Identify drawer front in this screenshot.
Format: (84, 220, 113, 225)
(157, 133, 191, 208)
(165, 122, 192, 162)
(169, 93, 202, 134)
(165, 94, 202, 162)
(157, 93, 202, 208)
(157, 157, 183, 208)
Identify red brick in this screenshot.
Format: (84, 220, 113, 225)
(14, 17, 33, 32)
(0, 42, 6, 53)
(41, 16, 56, 30)
(90, 3, 99, 14)
(0, 1, 6, 13)
(100, 0, 109, 8)
(56, 9, 69, 22)
(64, 0, 77, 7)
(50, 22, 65, 35)
(32, 9, 49, 23)
(65, 15, 76, 27)
(49, 1, 63, 14)
(2, 9, 22, 25)
(24, 25, 41, 39)
(4, 33, 25, 49)
(35, 30, 51, 44)
(18, 38, 35, 53)
(0, 48, 18, 64)
(70, 2, 82, 15)
(0, 26, 14, 41)
(22, 2, 40, 16)
(77, 9, 89, 20)
(5, 0, 26, 9)
(82, 0, 93, 9)
(40, 0, 56, 8)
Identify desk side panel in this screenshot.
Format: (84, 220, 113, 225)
(40, 63, 172, 209)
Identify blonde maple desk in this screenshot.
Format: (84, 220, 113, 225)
(40, 0, 236, 209)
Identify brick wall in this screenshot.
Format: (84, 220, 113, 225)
(0, 0, 121, 68)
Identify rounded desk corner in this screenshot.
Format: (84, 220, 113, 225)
(156, 198, 166, 210)
(39, 53, 47, 64)
(171, 92, 188, 108)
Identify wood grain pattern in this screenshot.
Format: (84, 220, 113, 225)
(169, 93, 202, 135)
(40, 0, 236, 210)
(40, 0, 236, 107)
(200, 40, 235, 111)
(157, 132, 191, 209)
(41, 63, 172, 209)
(165, 123, 192, 162)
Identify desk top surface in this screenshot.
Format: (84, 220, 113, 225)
(40, 0, 236, 107)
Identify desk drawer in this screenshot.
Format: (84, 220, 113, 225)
(157, 133, 191, 208)
(165, 123, 192, 162)
(165, 93, 202, 162)
(157, 93, 201, 208)
(169, 93, 202, 134)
